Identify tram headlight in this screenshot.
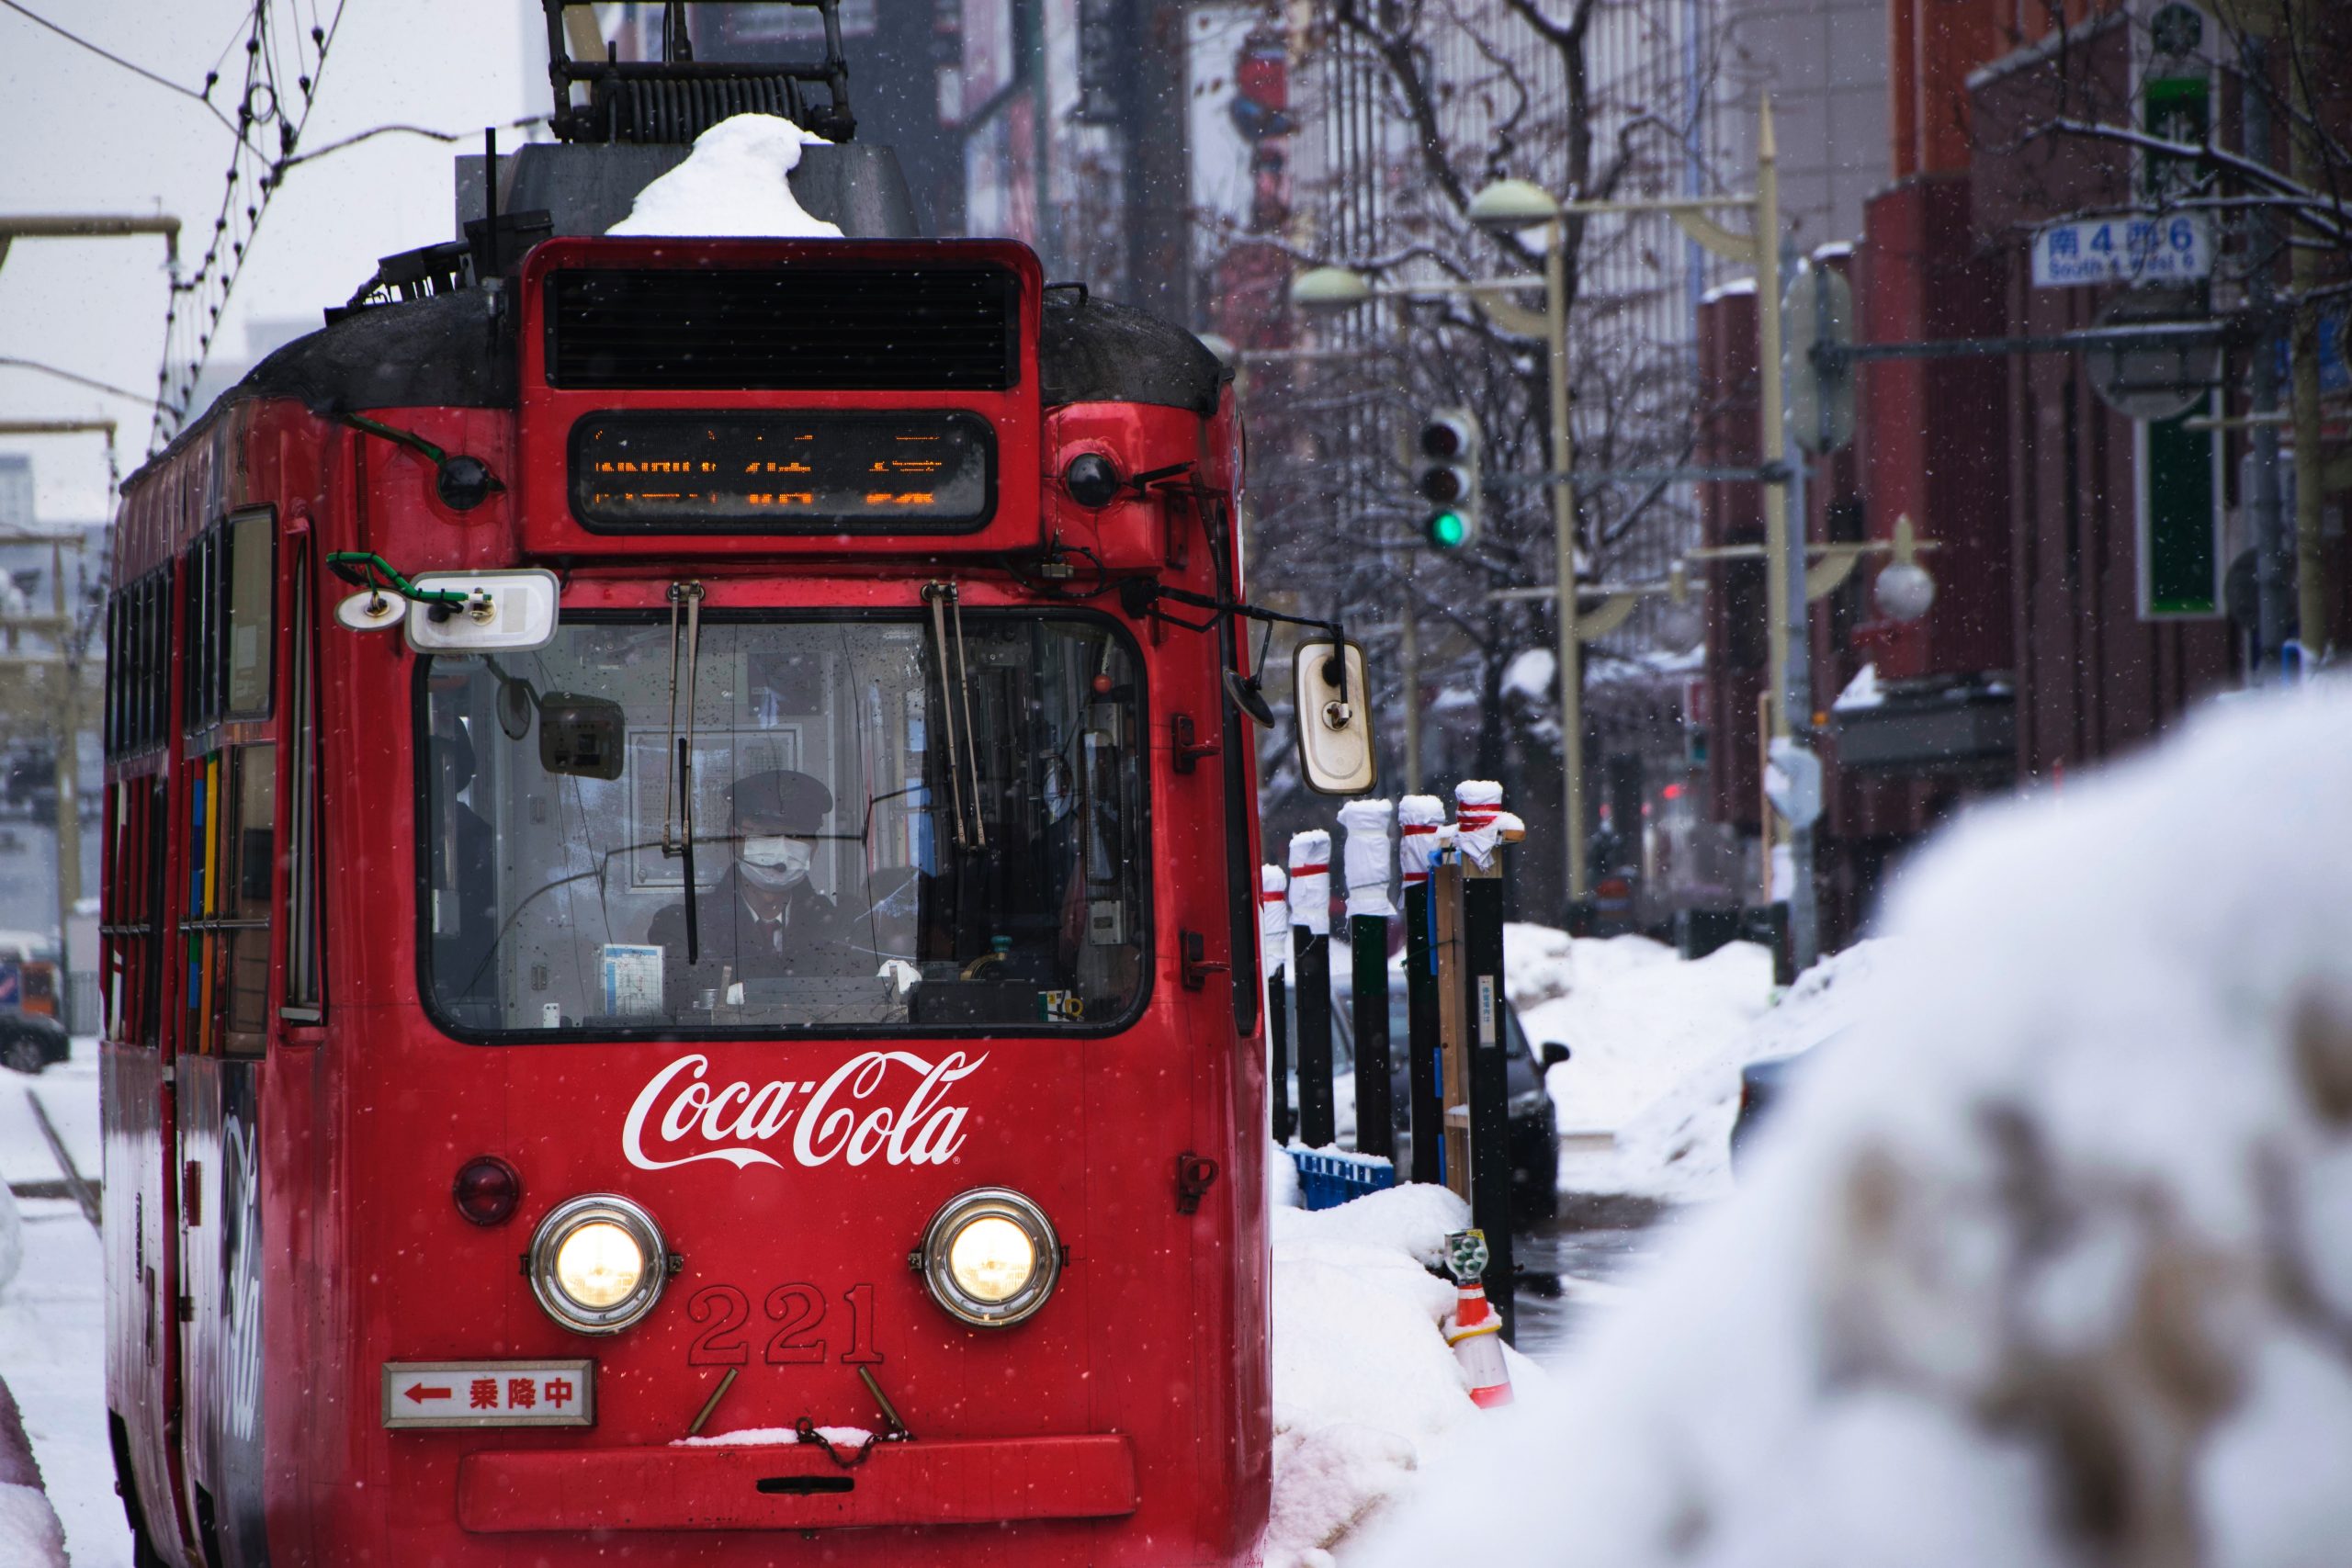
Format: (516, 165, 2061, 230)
(917, 1188, 1061, 1328)
(528, 1194, 668, 1335)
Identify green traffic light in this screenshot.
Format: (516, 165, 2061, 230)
(1426, 510, 1469, 548)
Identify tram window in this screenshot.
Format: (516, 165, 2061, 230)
(283, 554, 322, 1021)
(182, 513, 274, 732)
(218, 745, 276, 1053)
(417, 615, 1148, 1038)
(105, 571, 171, 760)
(224, 512, 273, 715)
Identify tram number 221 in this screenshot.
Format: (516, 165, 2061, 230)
(687, 1281, 885, 1367)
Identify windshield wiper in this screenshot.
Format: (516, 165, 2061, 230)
(663, 581, 707, 963)
(921, 581, 987, 852)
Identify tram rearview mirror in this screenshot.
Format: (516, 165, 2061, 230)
(1293, 637, 1376, 796)
(539, 694, 626, 780)
(403, 569, 561, 654)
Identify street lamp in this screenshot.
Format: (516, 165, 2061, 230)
(1466, 178, 1561, 231)
(1286, 110, 1782, 915)
(1287, 265, 1374, 311)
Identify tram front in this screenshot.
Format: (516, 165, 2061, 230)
(312, 235, 1281, 1566)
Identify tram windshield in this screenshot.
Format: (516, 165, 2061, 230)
(417, 614, 1147, 1037)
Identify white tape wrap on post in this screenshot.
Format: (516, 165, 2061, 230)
(1286, 830, 1332, 936)
(1454, 779, 1505, 869)
(1335, 798, 1396, 919)
(1397, 795, 1444, 887)
(1260, 865, 1289, 967)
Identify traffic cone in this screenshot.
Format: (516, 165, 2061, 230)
(1445, 1279, 1513, 1408)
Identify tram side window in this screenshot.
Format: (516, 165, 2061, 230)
(183, 513, 274, 733)
(220, 746, 276, 1051)
(183, 747, 275, 1055)
(101, 779, 165, 1044)
(104, 572, 170, 760)
(283, 553, 322, 1021)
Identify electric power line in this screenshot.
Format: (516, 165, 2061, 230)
(0, 357, 166, 410)
(0, 0, 240, 135)
(151, 0, 353, 453)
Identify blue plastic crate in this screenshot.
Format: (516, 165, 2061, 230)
(1287, 1148, 1398, 1211)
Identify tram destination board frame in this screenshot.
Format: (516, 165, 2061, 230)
(569, 409, 999, 533)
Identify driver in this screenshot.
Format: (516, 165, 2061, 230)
(648, 768, 857, 1010)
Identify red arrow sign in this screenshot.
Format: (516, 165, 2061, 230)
(404, 1384, 453, 1404)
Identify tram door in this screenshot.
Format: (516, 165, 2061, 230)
(170, 509, 279, 1567)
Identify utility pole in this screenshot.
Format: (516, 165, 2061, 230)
(2242, 34, 2291, 676)
(2287, 0, 2328, 664)
(0, 423, 111, 1000)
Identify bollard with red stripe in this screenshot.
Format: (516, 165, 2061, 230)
(1287, 831, 1337, 1148)
(1261, 864, 1294, 1144)
(1442, 1229, 1513, 1408)
(1397, 796, 1446, 1184)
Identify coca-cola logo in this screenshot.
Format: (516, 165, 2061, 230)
(623, 1050, 987, 1173)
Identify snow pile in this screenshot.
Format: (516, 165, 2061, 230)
(608, 114, 843, 238)
(1511, 931, 1774, 1180)
(1267, 1183, 1544, 1566)
(1603, 937, 1894, 1203)
(1499, 920, 1577, 1008)
(1357, 685, 2352, 1568)
(0, 1482, 66, 1568)
(0, 1186, 21, 1298)
(0, 1378, 64, 1567)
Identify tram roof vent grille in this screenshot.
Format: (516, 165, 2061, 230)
(543, 265, 1020, 391)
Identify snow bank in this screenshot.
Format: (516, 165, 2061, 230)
(0, 1378, 63, 1568)
(608, 114, 843, 238)
(0, 1483, 67, 1568)
(0, 1187, 21, 1299)
(1267, 1184, 1545, 1565)
(1356, 685, 2352, 1568)
(1600, 937, 1894, 1203)
(1514, 931, 1769, 1142)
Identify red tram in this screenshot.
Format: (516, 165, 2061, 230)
(96, 96, 1321, 1562)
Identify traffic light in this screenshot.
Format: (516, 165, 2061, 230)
(1415, 408, 1481, 550)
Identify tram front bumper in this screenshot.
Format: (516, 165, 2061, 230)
(457, 1432, 1138, 1533)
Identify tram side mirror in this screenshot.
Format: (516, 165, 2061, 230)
(538, 694, 626, 780)
(1293, 637, 1377, 796)
(1542, 1043, 1570, 1069)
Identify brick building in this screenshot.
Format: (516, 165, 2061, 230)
(1700, 0, 2351, 946)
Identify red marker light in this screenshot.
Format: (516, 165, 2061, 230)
(453, 1156, 522, 1227)
(1091, 673, 1114, 695)
(1661, 783, 1682, 801)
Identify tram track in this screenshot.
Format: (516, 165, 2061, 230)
(20, 1089, 100, 1233)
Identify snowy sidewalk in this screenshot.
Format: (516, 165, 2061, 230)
(0, 1052, 131, 1568)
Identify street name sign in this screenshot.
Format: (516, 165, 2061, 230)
(2032, 214, 2211, 288)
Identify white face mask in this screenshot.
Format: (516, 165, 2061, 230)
(738, 834, 813, 889)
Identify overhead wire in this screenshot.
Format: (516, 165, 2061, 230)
(151, 0, 353, 453)
(0, 0, 240, 132)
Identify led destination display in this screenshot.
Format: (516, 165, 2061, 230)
(570, 411, 995, 531)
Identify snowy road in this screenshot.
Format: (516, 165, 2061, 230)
(0, 1049, 131, 1568)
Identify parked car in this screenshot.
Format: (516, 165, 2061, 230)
(0, 1006, 69, 1074)
(1284, 976, 1567, 1224)
(1728, 1026, 1849, 1175)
